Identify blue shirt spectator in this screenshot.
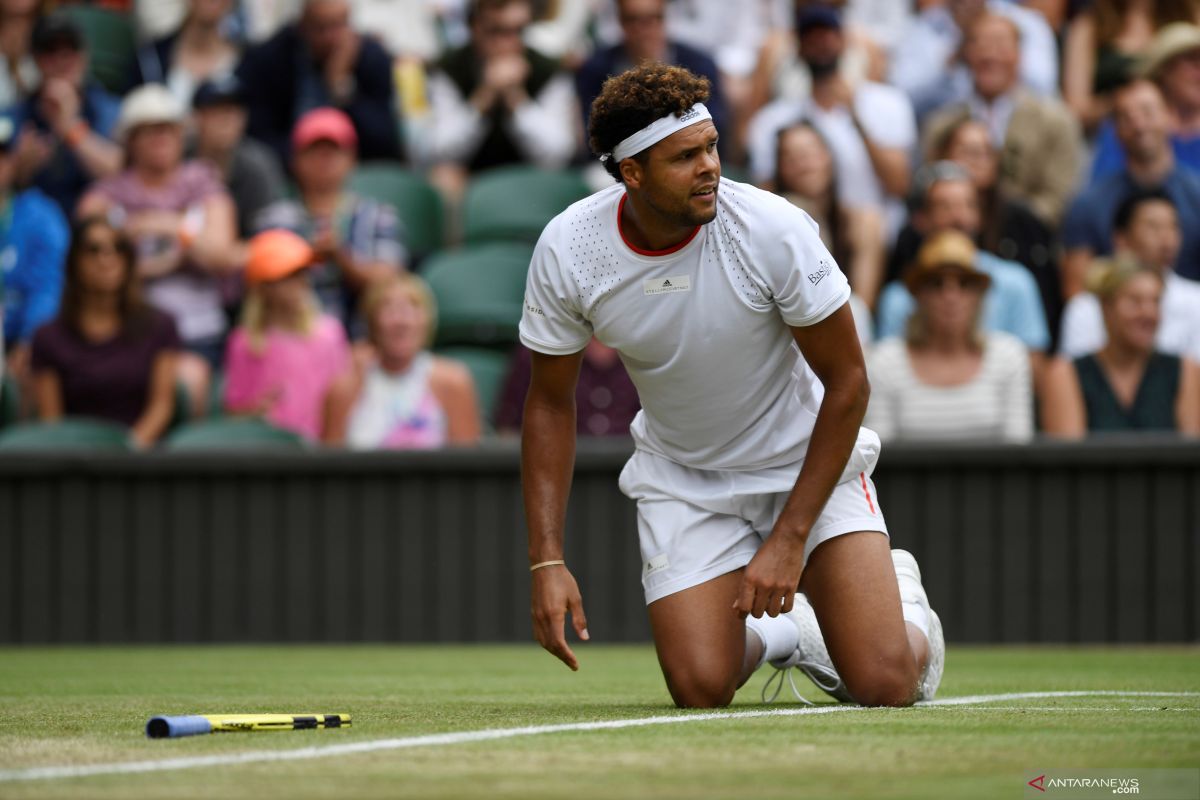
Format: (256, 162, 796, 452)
(876, 250, 1051, 352)
(1, 187, 70, 347)
(1090, 119, 1200, 183)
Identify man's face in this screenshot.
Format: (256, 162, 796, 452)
(619, 0, 667, 63)
(1116, 200, 1181, 271)
(920, 179, 981, 237)
(1113, 81, 1171, 163)
(964, 16, 1020, 100)
(294, 139, 354, 193)
(300, 0, 351, 62)
(799, 25, 844, 75)
(625, 120, 721, 228)
(473, 2, 532, 61)
(194, 103, 247, 153)
(1160, 48, 1200, 111)
(34, 43, 86, 86)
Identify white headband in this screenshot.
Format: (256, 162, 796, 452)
(602, 103, 712, 163)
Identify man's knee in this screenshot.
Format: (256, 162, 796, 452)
(844, 655, 920, 708)
(664, 666, 738, 709)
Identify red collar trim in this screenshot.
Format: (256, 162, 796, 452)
(617, 194, 701, 257)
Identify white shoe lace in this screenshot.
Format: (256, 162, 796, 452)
(760, 660, 844, 705)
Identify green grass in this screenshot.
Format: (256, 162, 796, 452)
(0, 645, 1196, 799)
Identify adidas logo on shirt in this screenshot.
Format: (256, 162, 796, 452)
(643, 276, 692, 295)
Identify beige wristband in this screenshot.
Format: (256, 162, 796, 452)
(529, 559, 565, 573)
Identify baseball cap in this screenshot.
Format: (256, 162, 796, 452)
(1140, 22, 1200, 79)
(31, 13, 84, 54)
(291, 108, 358, 153)
(115, 84, 185, 143)
(904, 230, 991, 293)
(192, 74, 245, 109)
(797, 5, 842, 34)
(245, 229, 315, 285)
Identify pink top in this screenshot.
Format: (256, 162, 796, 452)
(223, 315, 351, 440)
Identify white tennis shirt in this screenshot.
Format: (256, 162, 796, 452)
(519, 178, 854, 472)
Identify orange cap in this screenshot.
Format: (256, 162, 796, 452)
(245, 229, 315, 285)
(291, 107, 358, 153)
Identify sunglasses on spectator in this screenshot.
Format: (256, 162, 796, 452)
(84, 240, 122, 256)
(481, 23, 525, 37)
(919, 271, 988, 291)
(620, 12, 665, 25)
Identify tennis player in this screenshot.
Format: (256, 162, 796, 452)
(520, 64, 943, 708)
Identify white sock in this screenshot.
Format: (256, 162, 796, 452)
(744, 613, 800, 668)
(901, 601, 930, 638)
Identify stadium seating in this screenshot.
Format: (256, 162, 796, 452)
(422, 242, 534, 347)
(434, 344, 513, 429)
(61, 6, 135, 95)
(0, 418, 132, 451)
(0, 373, 19, 430)
(348, 164, 446, 261)
(164, 417, 308, 451)
(462, 166, 590, 244)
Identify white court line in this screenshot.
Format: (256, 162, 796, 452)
(0, 691, 1196, 784)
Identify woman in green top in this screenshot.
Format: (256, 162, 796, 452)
(1042, 259, 1200, 435)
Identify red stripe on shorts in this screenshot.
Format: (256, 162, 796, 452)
(860, 472, 876, 515)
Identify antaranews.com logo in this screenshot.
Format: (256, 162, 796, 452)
(1024, 769, 1199, 799)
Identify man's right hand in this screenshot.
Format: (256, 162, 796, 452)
(530, 565, 589, 671)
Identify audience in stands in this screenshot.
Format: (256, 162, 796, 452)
(1060, 188, 1200, 361)
(922, 12, 1082, 228)
(130, 0, 241, 107)
(30, 216, 179, 446)
(77, 83, 241, 413)
(1042, 259, 1200, 435)
(190, 74, 285, 239)
(866, 230, 1034, 443)
(236, 0, 402, 165)
(255, 107, 405, 335)
(773, 121, 886, 313)
(223, 228, 350, 440)
(575, 0, 728, 145)
(747, 6, 915, 236)
(1061, 78, 1200, 295)
(0, 116, 69, 390)
(0, 0, 41, 109)
(1062, 0, 1199, 132)
(495, 339, 640, 437)
(10, 12, 122, 217)
(891, 0, 1059, 121)
(351, 0, 444, 63)
(325, 273, 480, 448)
(424, 0, 575, 199)
(876, 161, 1051, 360)
(1091, 22, 1200, 180)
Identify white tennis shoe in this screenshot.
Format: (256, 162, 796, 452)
(762, 593, 852, 704)
(891, 549, 945, 701)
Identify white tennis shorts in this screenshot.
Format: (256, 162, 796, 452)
(618, 435, 888, 604)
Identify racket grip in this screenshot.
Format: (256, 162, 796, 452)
(146, 715, 213, 739)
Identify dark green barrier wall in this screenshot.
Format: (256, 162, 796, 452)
(1, 438, 1196, 644)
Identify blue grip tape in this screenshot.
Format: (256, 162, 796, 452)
(146, 715, 213, 739)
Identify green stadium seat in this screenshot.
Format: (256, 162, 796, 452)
(61, 6, 135, 95)
(434, 345, 514, 429)
(422, 242, 534, 347)
(164, 417, 308, 451)
(0, 418, 132, 451)
(349, 164, 446, 260)
(463, 166, 590, 244)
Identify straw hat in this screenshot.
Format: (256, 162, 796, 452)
(903, 230, 992, 293)
(1140, 22, 1200, 79)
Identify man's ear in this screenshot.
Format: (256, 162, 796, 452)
(620, 157, 642, 190)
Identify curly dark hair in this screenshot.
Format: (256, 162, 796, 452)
(589, 63, 711, 181)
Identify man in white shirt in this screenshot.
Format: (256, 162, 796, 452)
(1060, 189, 1200, 362)
(520, 63, 943, 709)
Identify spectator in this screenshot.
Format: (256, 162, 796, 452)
(29, 216, 180, 447)
(1061, 78, 1200, 294)
(1062, 0, 1199, 131)
(746, 6, 915, 236)
(236, 0, 402, 165)
(0, 116, 70, 394)
(325, 273, 480, 448)
(922, 13, 1082, 228)
(190, 75, 285, 238)
(10, 12, 122, 217)
(865, 230, 1034, 443)
(256, 107, 405, 335)
(774, 121, 886, 313)
(131, 0, 241, 108)
(905, 117, 1062, 343)
(495, 339, 640, 437)
(223, 228, 351, 440)
(1042, 258, 1200, 435)
(77, 84, 242, 413)
(1060, 188, 1200, 361)
(875, 161, 1051, 360)
(1092, 22, 1200, 179)
(424, 0, 576, 199)
(891, 0, 1059, 121)
(575, 0, 728, 145)
(0, 0, 41, 109)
